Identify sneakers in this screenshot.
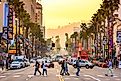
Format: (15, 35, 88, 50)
(105, 74, 108, 76)
(105, 74, 113, 77)
(111, 75, 113, 77)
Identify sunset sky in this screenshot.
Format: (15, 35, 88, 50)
(41, 0, 102, 29)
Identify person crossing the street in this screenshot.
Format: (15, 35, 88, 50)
(42, 61, 48, 76)
(60, 60, 65, 75)
(34, 60, 41, 76)
(105, 59, 114, 77)
(76, 57, 81, 76)
(64, 59, 70, 75)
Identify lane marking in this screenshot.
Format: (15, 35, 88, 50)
(70, 74, 76, 77)
(13, 75, 20, 78)
(56, 75, 61, 76)
(84, 75, 101, 81)
(0, 75, 6, 78)
(115, 79, 121, 81)
(26, 78, 29, 80)
(64, 78, 70, 80)
(113, 76, 118, 78)
(97, 75, 105, 77)
(28, 75, 34, 78)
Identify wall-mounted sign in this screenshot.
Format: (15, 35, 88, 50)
(8, 2, 13, 40)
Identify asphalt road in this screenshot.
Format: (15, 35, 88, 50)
(0, 63, 121, 81)
(57, 63, 121, 81)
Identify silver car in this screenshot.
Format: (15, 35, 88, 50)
(73, 59, 94, 69)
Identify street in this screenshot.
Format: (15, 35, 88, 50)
(0, 63, 121, 81)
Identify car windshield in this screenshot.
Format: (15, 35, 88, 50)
(14, 59, 23, 62)
(12, 62, 19, 64)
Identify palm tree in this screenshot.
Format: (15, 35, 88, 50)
(65, 33, 68, 41)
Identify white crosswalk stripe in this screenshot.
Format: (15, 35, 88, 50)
(115, 79, 121, 81)
(64, 78, 70, 79)
(97, 75, 105, 77)
(0, 75, 6, 78)
(28, 74, 34, 78)
(13, 75, 21, 78)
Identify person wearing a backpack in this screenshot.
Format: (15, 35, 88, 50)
(76, 57, 80, 76)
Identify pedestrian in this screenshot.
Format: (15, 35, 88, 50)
(1, 60, 4, 70)
(76, 57, 81, 76)
(105, 59, 114, 77)
(42, 61, 47, 76)
(6, 58, 9, 70)
(115, 59, 119, 69)
(64, 59, 70, 75)
(60, 60, 65, 76)
(34, 60, 41, 75)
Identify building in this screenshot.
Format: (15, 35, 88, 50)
(35, 1, 45, 38)
(113, 0, 121, 58)
(20, 0, 36, 23)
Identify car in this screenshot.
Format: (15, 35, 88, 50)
(73, 59, 94, 69)
(45, 60, 54, 68)
(30, 58, 36, 63)
(10, 61, 22, 69)
(68, 58, 77, 65)
(24, 59, 30, 66)
(14, 59, 25, 68)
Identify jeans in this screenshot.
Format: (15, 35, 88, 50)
(106, 67, 113, 75)
(42, 69, 47, 75)
(76, 67, 80, 76)
(60, 67, 64, 75)
(34, 68, 41, 75)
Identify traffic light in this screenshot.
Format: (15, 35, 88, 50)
(65, 43, 68, 47)
(52, 43, 55, 47)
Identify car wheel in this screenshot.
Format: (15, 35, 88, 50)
(90, 66, 93, 69)
(85, 65, 89, 69)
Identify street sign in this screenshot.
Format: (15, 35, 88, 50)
(8, 2, 13, 40)
(117, 31, 121, 43)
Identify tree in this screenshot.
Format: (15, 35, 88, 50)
(55, 36, 61, 53)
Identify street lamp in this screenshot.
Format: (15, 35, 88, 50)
(15, 18, 18, 56)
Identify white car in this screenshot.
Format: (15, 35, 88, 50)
(14, 59, 25, 68)
(30, 59, 36, 63)
(10, 61, 22, 69)
(68, 58, 77, 65)
(24, 59, 30, 66)
(73, 59, 94, 69)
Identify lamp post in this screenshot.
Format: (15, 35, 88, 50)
(15, 18, 18, 56)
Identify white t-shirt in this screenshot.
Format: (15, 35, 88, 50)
(43, 64, 47, 69)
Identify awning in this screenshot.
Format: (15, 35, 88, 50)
(8, 49, 16, 54)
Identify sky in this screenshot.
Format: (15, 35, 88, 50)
(40, 0, 102, 29)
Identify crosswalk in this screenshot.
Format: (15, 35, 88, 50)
(0, 73, 121, 81)
(56, 74, 121, 81)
